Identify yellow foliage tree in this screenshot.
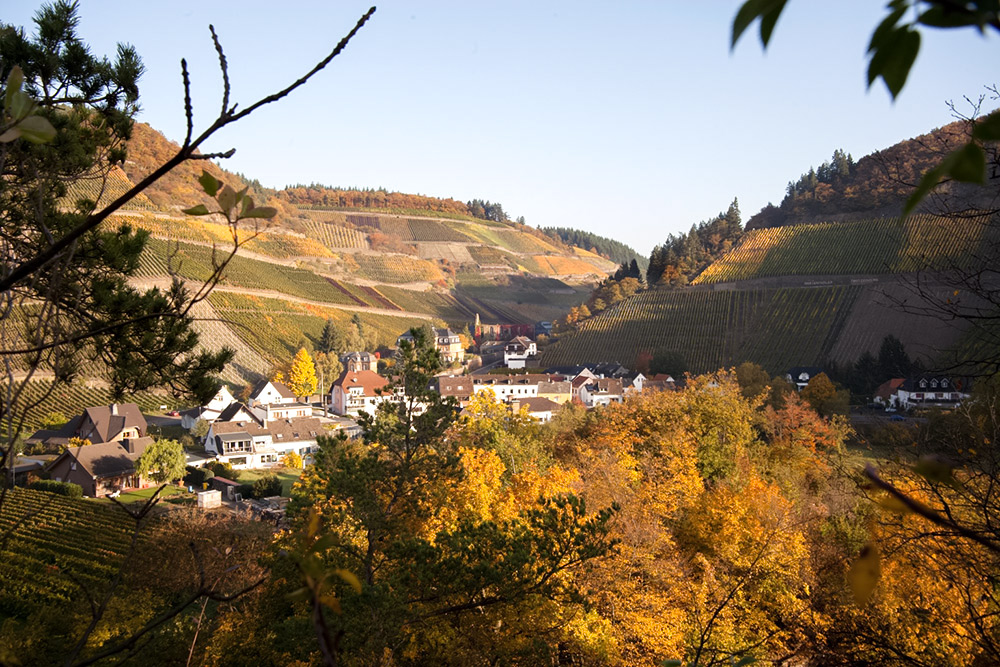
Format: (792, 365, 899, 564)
(287, 347, 317, 399)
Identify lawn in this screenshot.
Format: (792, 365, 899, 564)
(237, 467, 303, 496)
(95, 484, 193, 506)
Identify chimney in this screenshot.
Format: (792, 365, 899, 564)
(111, 403, 118, 416)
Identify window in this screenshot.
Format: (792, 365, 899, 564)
(920, 379, 928, 388)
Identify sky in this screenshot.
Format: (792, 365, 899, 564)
(7, 1, 999, 255)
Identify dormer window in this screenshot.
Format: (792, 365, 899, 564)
(931, 379, 938, 388)
(920, 379, 927, 388)
(941, 379, 949, 388)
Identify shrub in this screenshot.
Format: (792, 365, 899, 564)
(29, 479, 83, 498)
(252, 474, 283, 499)
(236, 483, 255, 500)
(206, 461, 239, 481)
(183, 466, 215, 488)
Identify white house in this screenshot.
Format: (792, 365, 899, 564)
(248, 380, 298, 408)
(893, 375, 972, 410)
(579, 378, 625, 408)
(503, 336, 537, 369)
(205, 416, 324, 469)
(181, 385, 236, 430)
(329, 370, 392, 418)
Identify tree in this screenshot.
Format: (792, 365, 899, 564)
(136, 438, 186, 484)
(288, 347, 318, 399)
(650, 350, 688, 378)
(799, 372, 850, 418)
(316, 318, 342, 355)
(0, 4, 375, 663)
(877, 333, 912, 380)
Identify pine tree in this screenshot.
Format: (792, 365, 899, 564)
(288, 347, 318, 399)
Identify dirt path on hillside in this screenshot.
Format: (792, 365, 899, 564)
(129, 278, 435, 320)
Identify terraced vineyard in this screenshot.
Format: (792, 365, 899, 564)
(543, 286, 861, 374)
(1, 382, 183, 434)
(208, 292, 430, 362)
(407, 218, 473, 242)
(695, 214, 1000, 284)
(137, 239, 364, 305)
(0, 488, 135, 615)
(300, 220, 368, 249)
(63, 165, 154, 211)
(346, 253, 445, 284)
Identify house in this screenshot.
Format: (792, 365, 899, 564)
(216, 401, 265, 426)
(341, 351, 378, 373)
(874, 378, 906, 408)
(205, 416, 324, 469)
(329, 370, 392, 417)
(503, 336, 537, 369)
(535, 378, 572, 404)
(397, 328, 465, 364)
(509, 397, 562, 423)
(785, 367, 825, 391)
(248, 379, 298, 407)
(48, 436, 154, 497)
(437, 375, 476, 406)
(470, 376, 539, 402)
(434, 328, 465, 364)
(28, 402, 148, 452)
(181, 385, 235, 430)
(579, 378, 624, 408)
(892, 375, 972, 410)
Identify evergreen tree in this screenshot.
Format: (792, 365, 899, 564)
(317, 318, 342, 354)
(877, 334, 912, 380)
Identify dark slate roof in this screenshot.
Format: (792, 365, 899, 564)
(217, 402, 264, 424)
(79, 404, 147, 443)
(57, 441, 144, 479)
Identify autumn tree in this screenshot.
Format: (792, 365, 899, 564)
(283, 327, 617, 663)
(800, 372, 850, 417)
(287, 347, 318, 399)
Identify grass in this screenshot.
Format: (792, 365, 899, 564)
(237, 467, 303, 496)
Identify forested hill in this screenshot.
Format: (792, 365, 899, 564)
(542, 227, 648, 270)
(747, 118, 992, 229)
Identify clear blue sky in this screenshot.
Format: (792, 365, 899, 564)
(8, 1, 998, 254)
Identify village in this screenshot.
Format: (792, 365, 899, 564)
(11, 320, 974, 520)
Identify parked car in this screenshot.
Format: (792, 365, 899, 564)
(890, 414, 906, 422)
(167, 410, 180, 416)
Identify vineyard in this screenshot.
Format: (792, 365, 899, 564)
(300, 220, 368, 250)
(0, 488, 136, 615)
(542, 285, 862, 374)
(137, 239, 363, 306)
(694, 214, 1000, 284)
(348, 253, 445, 284)
(467, 245, 517, 268)
(529, 255, 609, 276)
(208, 292, 430, 363)
(407, 218, 473, 242)
(1, 381, 184, 435)
(63, 165, 154, 212)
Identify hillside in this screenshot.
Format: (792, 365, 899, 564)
(85, 123, 614, 385)
(747, 118, 997, 229)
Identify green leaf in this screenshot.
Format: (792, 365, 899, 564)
(948, 142, 986, 183)
(243, 206, 277, 220)
(731, 0, 788, 49)
(286, 586, 312, 604)
(0, 127, 22, 143)
(918, 6, 980, 28)
(182, 204, 212, 216)
(904, 161, 947, 217)
(8, 89, 34, 120)
(848, 543, 881, 605)
(4, 65, 24, 112)
(198, 170, 221, 197)
(973, 111, 1000, 142)
(15, 115, 56, 144)
(867, 26, 920, 99)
